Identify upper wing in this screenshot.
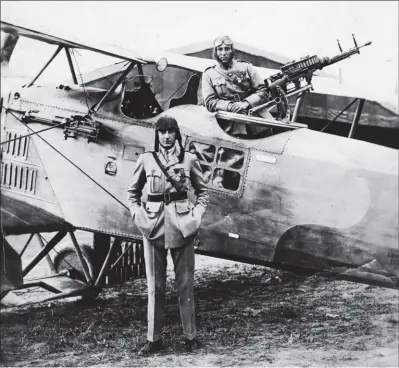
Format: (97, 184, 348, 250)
(0, 19, 164, 65)
(5, 17, 395, 115)
(165, 51, 217, 72)
(164, 52, 276, 78)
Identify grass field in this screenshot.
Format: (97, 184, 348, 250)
(1, 252, 398, 367)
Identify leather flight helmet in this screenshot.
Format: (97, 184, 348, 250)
(213, 35, 234, 48)
(213, 35, 235, 60)
(155, 115, 179, 131)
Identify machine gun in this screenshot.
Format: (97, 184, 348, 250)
(22, 111, 101, 143)
(249, 35, 372, 121)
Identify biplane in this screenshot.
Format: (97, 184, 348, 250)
(1, 19, 398, 306)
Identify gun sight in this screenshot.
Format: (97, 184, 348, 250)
(337, 39, 343, 53)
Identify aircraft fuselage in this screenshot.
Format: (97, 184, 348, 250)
(1, 84, 398, 287)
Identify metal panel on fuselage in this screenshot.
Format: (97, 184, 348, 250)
(273, 129, 398, 273)
(25, 118, 152, 239)
(1, 107, 67, 234)
(11, 85, 157, 238)
(190, 131, 289, 265)
(196, 126, 398, 276)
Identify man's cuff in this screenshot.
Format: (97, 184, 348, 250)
(195, 204, 206, 218)
(215, 100, 231, 111)
(244, 94, 262, 107)
(129, 203, 141, 218)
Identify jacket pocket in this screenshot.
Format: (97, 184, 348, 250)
(175, 200, 201, 238)
(176, 200, 193, 214)
(135, 201, 162, 238)
(147, 171, 162, 193)
(213, 78, 228, 97)
(144, 201, 162, 218)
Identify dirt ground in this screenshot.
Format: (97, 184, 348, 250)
(1, 254, 399, 367)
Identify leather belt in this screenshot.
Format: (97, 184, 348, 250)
(147, 192, 188, 203)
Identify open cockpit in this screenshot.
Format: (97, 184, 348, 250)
(120, 75, 163, 119)
(2, 23, 306, 141)
(116, 63, 306, 138)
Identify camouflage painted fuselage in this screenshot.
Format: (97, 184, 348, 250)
(1, 84, 398, 287)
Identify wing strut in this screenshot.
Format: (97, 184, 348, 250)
(348, 98, 365, 138)
(91, 61, 136, 112)
(320, 98, 359, 132)
(27, 45, 63, 87)
(65, 47, 78, 84)
(23, 231, 67, 277)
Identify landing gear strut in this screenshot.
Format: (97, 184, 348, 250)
(1, 230, 145, 306)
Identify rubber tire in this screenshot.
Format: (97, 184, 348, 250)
(52, 244, 98, 283)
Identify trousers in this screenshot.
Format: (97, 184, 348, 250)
(143, 237, 196, 342)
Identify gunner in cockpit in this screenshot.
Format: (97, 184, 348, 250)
(202, 35, 273, 137)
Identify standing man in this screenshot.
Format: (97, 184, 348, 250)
(127, 115, 209, 355)
(202, 35, 273, 137)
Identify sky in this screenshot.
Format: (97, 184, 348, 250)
(1, 1, 398, 104)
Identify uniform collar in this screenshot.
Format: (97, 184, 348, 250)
(217, 58, 235, 70)
(158, 142, 181, 168)
(159, 144, 176, 157)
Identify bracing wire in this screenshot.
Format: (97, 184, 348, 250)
(70, 48, 91, 113)
(1, 97, 18, 117)
(96, 61, 131, 88)
(7, 110, 129, 211)
(0, 121, 67, 145)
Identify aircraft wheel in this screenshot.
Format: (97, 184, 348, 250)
(52, 244, 98, 283)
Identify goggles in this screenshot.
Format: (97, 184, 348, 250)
(214, 36, 234, 47)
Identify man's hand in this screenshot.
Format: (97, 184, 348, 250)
(130, 203, 141, 220)
(228, 101, 250, 113)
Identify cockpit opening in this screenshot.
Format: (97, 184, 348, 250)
(121, 75, 163, 119)
(118, 64, 307, 137)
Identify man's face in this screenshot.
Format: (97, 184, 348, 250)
(216, 44, 234, 65)
(158, 128, 177, 149)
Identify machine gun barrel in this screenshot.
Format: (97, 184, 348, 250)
(254, 35, 371, 122)
(324, 41, 372, 67)
(268, 36, 372, 84)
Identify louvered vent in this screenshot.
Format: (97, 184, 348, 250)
(1, 131, 29, 159)
(1, 162, 37, 194)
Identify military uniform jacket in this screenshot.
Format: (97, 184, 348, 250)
(127, 149, 209, 248)
(202, 59, 269, 112)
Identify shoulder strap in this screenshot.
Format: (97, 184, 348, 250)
(213, 65, 249, 90)
(213, 66, 235, 83)
(204, 65, 215, 72)
(151, 152, 183, 193)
